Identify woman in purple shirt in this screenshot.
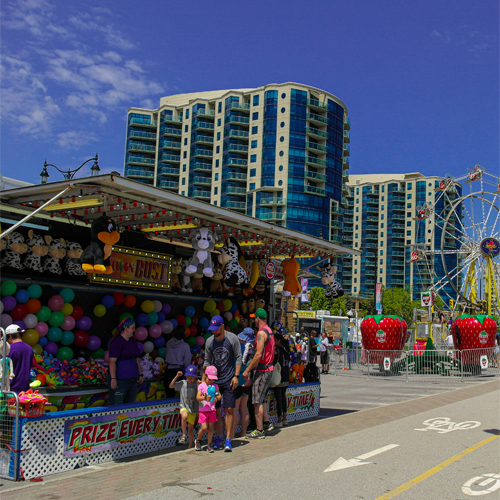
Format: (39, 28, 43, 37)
(108, 318, 143, 405)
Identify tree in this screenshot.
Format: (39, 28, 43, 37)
(329, 295, 349, 316)
(381, 287, 420, 325)
(309, 287, 331, 311)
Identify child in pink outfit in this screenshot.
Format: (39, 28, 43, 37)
(195, 365, 221, 452)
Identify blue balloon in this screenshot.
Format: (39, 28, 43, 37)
(199, 317, 209, 329)
(147, 312, 158, 326)
(191, 345, 201, 354)
(230, 303, 238, 314)
(170, 318, 178, 329)
(101, 295, 115, 308)
(185, 306, 195, 318)
(136, 313, 149, 327)
(157, 312, 166, 323)
(153, 336, 165, 348)
(47, 327, 63, 342)
(15, 289, 30, 304)
(38, 336, 48, 347)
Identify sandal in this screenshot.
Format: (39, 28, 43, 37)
(176, 435, 187, 445)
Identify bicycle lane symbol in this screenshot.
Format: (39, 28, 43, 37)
(414, 417, 481, 434)
(462, 474, 500, 496)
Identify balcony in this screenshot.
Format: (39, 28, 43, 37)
(391, 214, 405, 220)
(127, 169, 154, 179)
(365, 243, 378, 249)
(196, 122, 214, 131)
(159, 180, 179, 189)
(163, 115, 182, 123)
(366, 207, 379, 214)
(306, 127, 328, 139)
(307, 98, 328, 110)
(230, 102, 250, 111)
(344, 208, 354, 215)
(229, 130, 249, 139)
(196, 108, 215, 118)
(193, 176, 212, 186)
(230, 115, 250, 125)
(128, 142, 155, 153)
(330, 234, 343, 243)
(365, 270, 376, 276)
(261, 197, 284, 206)
(129, 118, 157, 127)
(306, 112, 328, 125)
(392, 241, 405, 247)
(306, 141, 327, 153)
(305, 170, 326, 182)
(343, 144, 350, 156)
(331, 220, 342, 229)
(227, 186, 246, 195)
(260, 212, 285, 221)
(195, 149, 213, 158)
(228, 143, 249, 153)
(366, 234, 378, 240)
(343, 131, 350, 143)
(228, 158, 248, 167)
(227, 172, 247, 182)
(344, 116, 351, 130)
(332, 206, 343, 216)
(193, 163, 212, 173)
(193, 190, 211, 200)
(342, 157, 349, 169)
(343, 216, 353, 224)
(391, 194, 405, 201)
(127, 156, 155, 166)
(129, 130, 157, 141)
(162, 154, 180, 163)
(196, 135, 214, 145)
(305, 156, 327, 167)
(391, 279, 405, 286)
(226, 201, 246, 210)
(161, 141, 181, 150)
(160, 167, 180, 176)
(162, 128, 182, 137)
(305, 185, 326, 196)
(392, 251, 405, 257)
(366, 216, 379, 222)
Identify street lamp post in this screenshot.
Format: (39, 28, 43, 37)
(39, 153, 100, 184)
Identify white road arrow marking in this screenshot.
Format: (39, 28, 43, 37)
(324, 444, 399, 472)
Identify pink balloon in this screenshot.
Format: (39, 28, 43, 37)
(160, 320, 173, 334)
(196, 336, 205, 347)
(1, 314, 13, 329)
(134, 326, 148, 341)
(149, 324, 162, 338)
(48, 295, 64, 312)
(35, 321, 49, 337)
(62, 315, 76, 331)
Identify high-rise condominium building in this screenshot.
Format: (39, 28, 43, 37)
(342, 173, 462, 300)
(124, 83, 350, 243)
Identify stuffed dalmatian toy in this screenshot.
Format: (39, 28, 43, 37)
(42, 237, 67, 275)
(317, 263, 344, 299)
(65, 242, 87, 276)
(0, 231, 28, 271)
(218, 236, 247, 287)
(23, 230, 50, 274)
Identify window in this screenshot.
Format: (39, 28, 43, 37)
(281, 107, 286, 113)
(181, 191, 185, 196)
(182, 164, 187, 172)
(381, 205, 384, 210)
(281, 92, 286, 99)
(354, 287, 357, 292)
(407, 212, 412, 217)
(381, 214, 384, 219)
(407, 193, 412, 199)
(278, 165, 283, 171)
(380, 269, 383, 274)
(184, 125, 188, 132)
(380, 259, 383, 265)
(381, 196, 384, 201)
(355, 216, 358, 221)
(356, 207, 359, 213)
(382, 185, 385, 192)
(251, 140, 257, 148)
(407, 183, 412, 189)
(250, 168, 256, 177)
(252, 112, 259, 120)
(407, 230, 411, 236)
(279, 136, 284, 142)
(252, 126, 258, 134)
(355, 233, 358, 239)
(215, 173, 219, 181)
(250, 182, 255, 190)
(380, 241, 384, 247)
(253, 95, 259, 106)
(355, 225, 358, 230)
(183, 151, 187, 159)
(354, 269, 358, 274)
(250, 154, 257, 163)
(280, 121, 285, 127)
(380, 250, 383, 256)
(407, 203, 412, 208)
(407, 239, 412, 244)
(182, 178, 186, 185)
(184, 138, 187, 145)
(214, 187, 218, 195)
(380, 277, 383, 283)
(214, 200, 217, 205)
(217, 132, 221, 140)
(216, 146, 220, 154)
(354, 278, 357, 283)
(407, 221, 411, 226)
(381, 232, 384, 237)
(215, 159, 219, 168)
(217, 118, 221, 127)
(356, 188, 359, 195)
(381, 223, 384, 228)
(278, 180, 283, 186)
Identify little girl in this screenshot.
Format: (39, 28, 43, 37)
(195, 366, 221, 452)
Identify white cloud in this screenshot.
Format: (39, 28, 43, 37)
(57, 130, 97, 149)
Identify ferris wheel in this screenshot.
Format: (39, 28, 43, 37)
(411, 166, 500, 316)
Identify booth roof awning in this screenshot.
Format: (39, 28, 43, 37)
(0, 174, 360, 259)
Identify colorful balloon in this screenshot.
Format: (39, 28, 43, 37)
(176, 315, 186, 326)
(230, 303, 238, 314)
(34, 321, 48, 337)
(47, 327, 63, 342)
(216, 301, 225, 313)
(91, 348, 105, 360)
(147, 312, 158, 326)
(94, 304, 106, 317)
(157, 347, 166, 358)
(185, 306, 195, 317)
(23, 329, 39, 346)
(71, 306, 84, 320)
(149, 324, 162, 338)
(184, 316, 192, 327)
(60, 303, 74, 316)
(153, 300, 162, 313)
(224, 312, 233, 321)
(25, 298, 41, 314)
(101, 295, 115, 308)
(134, 326, 148, 341)
(223, 300, 232, 312)
(160, 320, 173, 334)
(186, 337, 196, 347)
(61, 330, 75, 346)
(196, 336, 205, 346)
(49, 311, 65, 327)
(190, 316, 199, 326)
(203, 300, 216, 313)
(59, 288, 75, 303)
(13, 320, 26, 331)
(189, 325, 197, 336)
(73, 330, 89, 347)
(38, 336, 48, 347)
(153, 336, 165, 348)
(136, 313, 149, 327)
(0, 314, 12, 329)
(32, 344, 43, 355)
(24, 313, 38, 329)
(11, 304, 28, 321)
(161, 303, 171, 315)
(113, 292, 125, 306)
(211, 309, 220, 318)
(27, 284, 42, 299)
(57, 347, 74, 362)
(2, 296, 16, 312)
(170, 318, 178, 329)
(143, 341, 154, 353)
(141, 300, 154, 314)
(124, 295, 136, 308)
(44, 341, 58, 356)
(36, 305, 51, 322)
(1, 280, 17, 296)
(119, 312, 134, 322)
(199, 317, 209, 329)
(76, 316, 92, 330)
(62, 315, 76, 331)
(87, 335, 101, 351)
(157, 312, 166, 323)
(15, 289, 30, 304)
(48, 295, 64, 312)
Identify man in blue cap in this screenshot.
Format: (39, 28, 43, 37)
(204, 315, 242, 452)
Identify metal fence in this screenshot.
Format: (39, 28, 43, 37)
(328, 345, 500, 382)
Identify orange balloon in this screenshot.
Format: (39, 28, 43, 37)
(124, 295, 136, 308)
(26, 298, 41, 314)
(36, 374, 46, 386)
(184, 326, 191, 337)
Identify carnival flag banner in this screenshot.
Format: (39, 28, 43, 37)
(300, 278, 309, 303)
(376, 283, 383, 314)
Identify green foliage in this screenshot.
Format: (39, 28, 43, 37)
(381, 287, 420, 325)
(304, 287, 349, 316)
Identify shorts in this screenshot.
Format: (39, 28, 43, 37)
(252, 370, 273, 405)
(216, 379, 235, 409)
(235, 385, 251, 400)
(198, 410, 217, 424)
(320, 351, 329, 364)
(180, 408, 198, 425)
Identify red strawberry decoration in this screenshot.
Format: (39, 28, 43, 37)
(360, 315, 407, 363)
(451, 314, 497, 364)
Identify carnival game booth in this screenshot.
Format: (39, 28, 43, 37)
(0, 174, 357, 480)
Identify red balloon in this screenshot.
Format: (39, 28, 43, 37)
(151, 349, 159, 360)
(124, 295, 136, 308)
(216, 302, 225, 313)
(113, 292, 125, 306)
(11, 304, 28, 321)
(26, 299, 41, 314)
(73, 330, 89, 347)
(190, 316, 199, 326)
(184, 326, 190, 337)
(71, 306, 84, 320)
(189, 325, 197, 336)
(176, 315, 186, 326)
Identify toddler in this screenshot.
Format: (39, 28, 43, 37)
(195, 365, 221, 452)
(169, 364, 199, 448)
(239, 327, 256, 364)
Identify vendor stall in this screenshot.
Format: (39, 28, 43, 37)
(0, 174, 357, 480)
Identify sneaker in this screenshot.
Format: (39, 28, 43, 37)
(282, 420, 288, 426)
(207, 443, 214, 453)
(248, 430, 265, 439)
(264, 422, 274, 433)
(275, 422, 283, 428)
(224, 439, 232, 452)
(213, 435, 222, 449)
(176, 434, 187, 445)
(245, 427, 255, 435)
(194, 439, 202, 451)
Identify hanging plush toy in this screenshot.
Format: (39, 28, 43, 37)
(281, 257, 302, 296)
(0, 231, 28, 271)
(210, 264, 223, 294)
(23, 230, 50, 274)
(170, 259, 182, 292)
(218, 236, 247, 287)
(185, 228, 217, 277)
(192, 271, 205, 293)
(318, 263, 344, 299)
(65, 242, 87, 276)
(255, 278, 267, 296)
(179, 259, 193, 293)
(42, 237, 67, 275)
(80, 215, 120, 274)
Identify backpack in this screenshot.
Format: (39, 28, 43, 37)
(304, 362, 320, 382)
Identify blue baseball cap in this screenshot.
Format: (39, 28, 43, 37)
(208, 315, 224, 331)
(184, 364, 197, 377)
(238, 327, 255, 343)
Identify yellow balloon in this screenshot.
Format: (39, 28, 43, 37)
(211, 309, 220, 317)
(23, 329, 40, 347)
(234, 316, 240, 323)
(223, 299, 232, 312)
(204, 300, 216, 312)
(61, 303, 74, 316)
(141, 300, 154, 313)
(32, 344, 43, 355)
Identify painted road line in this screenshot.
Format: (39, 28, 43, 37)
(374, 434, 500, 500)
(462, 474, 500, 496)
(324, 444, 399, 472)
(414, 417, 481, 434)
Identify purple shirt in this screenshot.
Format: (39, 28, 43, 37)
(109, 335, 141, 380)
(8, 342, 33, 393)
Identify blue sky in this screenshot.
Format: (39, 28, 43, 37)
(1, 0, 498, 184)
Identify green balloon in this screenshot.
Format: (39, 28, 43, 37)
(119, 312, 134, 322)
(59, 288, 75, 303)
(186, 336, 196, 347)
(27, 284, 42, 299)
(57, 347, 74, 362)
(203, 332, 212, 341)
(91, 348, 105, 360)
(36, 306, 51, 322)
(157, 347, 166, 359)
(1, 280, 17, 297)
(147, 312, 158, 325)
(61, 330, 75, 346)
(49, 311, 65, 327)
(228, 319, 238, 329)
(184, 316, 192, 327)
